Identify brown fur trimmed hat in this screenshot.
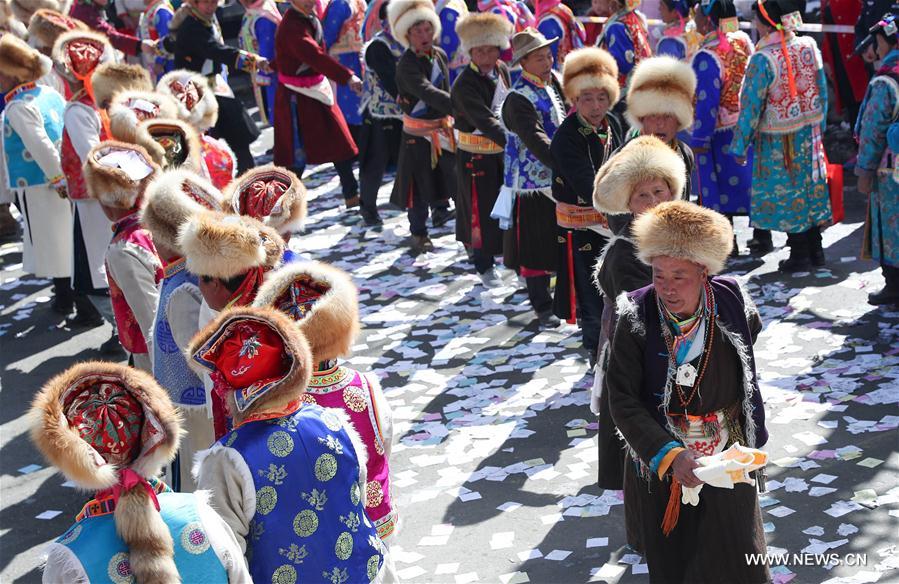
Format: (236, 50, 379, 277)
(387, 0, 441, 49)
(632, 200, 734, 274)
(625, 55, 696, 132)
(562, 46, 620, 104)
(0, 32, 51, 82)
(253, 262, 360, 363)
(593, 135, 686, 215)
(27, 8, 85, 50)
(51, 29, 114, 84)
(90, 61, 152, 108)
(133, 117, 204, 172)
(156, 69, 218, 131)
(29, 361, 182, 491)
(178, 210, 285, 280)
(187, 305, 313, 418)
(456, 12, 512, 54)
(140, 168, 225, 254)
(1, 0, 28, 39)
(83, 140, 160, 209)
(108, 90, 180, 144)
(227, 165, 307, 236)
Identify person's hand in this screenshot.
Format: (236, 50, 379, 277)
(734, 155, 747, 166)
(258, 58, 273, 74)
(349, 75, 363, 95)
(140, 39, 158, 56)
(671, 449, 702, 488)
(857, 173, 874, 195)
(54, 184, 68, 199)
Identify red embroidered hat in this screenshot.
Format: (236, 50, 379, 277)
(227, 164, 307, 236)
(51, 30, 113, 84)
(156, 69, 219, 131)
(188, 306, 313, 415)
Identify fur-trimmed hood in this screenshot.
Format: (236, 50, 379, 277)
(227, 164, 307, 236)
(29, 361, 182, 491)
(133, 117, 204, 172)
(108, 90, 180, 144)
(625, 55, 696, 132)
(0, 32, 51, 82)
(90, 61, 152, 108)
(83, 140, 160, 209)
(593, 135, 686, 215)
(632, 200, 733, 274)
(187, 305, 313, 421)
(156, 69, 218, 131)
(26, 8, 84, 50)
(1, 0, 28, 39)
(51, 29, 113, 83)
(253, 261, 360, 363)
(456, 12, 512, 54)
(387, 0, 440, 49)
(562, 46, 620, 104)
(178, 210, 284, 279)
(140, 168, 225, 254)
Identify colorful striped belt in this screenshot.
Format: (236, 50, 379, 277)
(556, 201, 608, 230)
(402, 115, 456, 167)
(457, 132, 503, 154)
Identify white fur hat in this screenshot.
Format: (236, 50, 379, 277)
(562, 46, 620, 104)
(387, 0, 440, 49)
(625, 55, 697, 132)
(456, 12, 512, 54)
(593, 136, 686, 215)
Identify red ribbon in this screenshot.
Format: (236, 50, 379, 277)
(97, 468, 161, 511)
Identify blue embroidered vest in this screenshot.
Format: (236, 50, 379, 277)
(2, 84, 65, 189)
(362, 32, 404, 119)
(153, 259, 206, 407)
(222, 404, 385, 584)
(55, 492, 226, 583)
(502, 74, 564, 194)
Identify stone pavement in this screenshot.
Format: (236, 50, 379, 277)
(0, 166, 897, 584)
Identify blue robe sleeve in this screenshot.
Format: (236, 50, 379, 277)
(155, 9, 173, 68)
(657, 36, 685, 60)
(690, 51, 721, 150)
(322, 0, 350, 50)
(439, 7, 462, 62)
(601, 23, 636, 79)
(537, 16, 564, 62)
(815, 59, 828, 132)
(254, 17, 277, 61)
(730, 52, 773, 158)
(855, 79, 896, 173)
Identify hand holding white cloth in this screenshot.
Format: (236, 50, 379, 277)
(681, 444, 768, 506)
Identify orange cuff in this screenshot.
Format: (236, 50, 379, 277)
(657, 447, 686, 480)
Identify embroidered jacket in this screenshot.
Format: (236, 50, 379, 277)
(61, 92, 106, 201)
(753, 32, 824, 134)
(362, 31, 404, 119)
(2, 83, 65, 188)
(536, 1, 586, 67)
(595, 9, 651, 87)
(691, 30, 754, 135)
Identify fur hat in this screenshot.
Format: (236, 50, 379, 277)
(10, 0, 69, 24)
(456, 12, 512, 54)
(253, 262, 360, 363)
(178, 211, 285, 280)
(0, 32, 51, 82)
(156, 69, 219, 131)
(187, 305, 313, 419)
(90, 61, 152, 108)
(83, 140, 160, 209)
(593, 136, 686, 215)
(632, 200, 733, 274)
(108, 90, 180, 144)
(51, 29, 114, 84)
(26, 8, 84, 50)
(227, 165, 307, 236)
(562, 46, 620, 104)
(625, 55, 697, 132)
(133, 117, 204, 172)
(30, 361, 182, 583)
(140, 168, 225, 254)
(1, 0, 28, 39)
(387, 0, 440, 49)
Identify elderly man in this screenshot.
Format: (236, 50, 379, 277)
(451, 12, 512, 285)
(497, 28, 565, 328)
(388, 0, 456, 254)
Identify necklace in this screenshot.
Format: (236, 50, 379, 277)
(657, 281, 716, 410)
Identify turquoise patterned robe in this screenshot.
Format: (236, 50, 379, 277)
(855, 49, 899, 267)
(730, 35, 831, 233)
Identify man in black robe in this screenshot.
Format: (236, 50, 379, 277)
(451, 12, 512, 284)
(388, 0, 456, 253)
(550, 46, 622, 365)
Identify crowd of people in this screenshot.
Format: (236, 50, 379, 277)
(0, 0, 897, 580)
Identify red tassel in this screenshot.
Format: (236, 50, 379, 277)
(566, 232, 576, 325)
(662, 479, 682, 536)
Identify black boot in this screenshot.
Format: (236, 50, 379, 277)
(868, 265, 899, 306)
(778, 232, 811, 273)
(51, 278, 74, 315)
(808, 225, 825, 267)
(67, 293, 104, 328)
(747, 229, 773, 254)
(730, 235, 740, 259)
